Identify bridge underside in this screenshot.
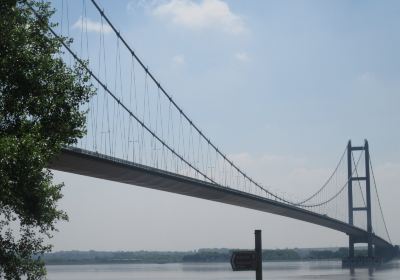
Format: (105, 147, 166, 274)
(49, 148, 391, 249)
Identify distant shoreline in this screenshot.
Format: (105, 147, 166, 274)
(45, 259, 344, 266)
(44, 247, 392, 265)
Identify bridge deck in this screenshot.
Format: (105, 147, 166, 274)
(49, 148, 391, 248)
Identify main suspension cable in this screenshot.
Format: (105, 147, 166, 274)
(88, 0, 359, 207)
(25, 1, 218, 186)
(88, 0, 283, 201)
(294, 146, 347, 205)
(369, 156, 392, 244)
(27, 0, 370, 215)
(299, 151, 364, 208)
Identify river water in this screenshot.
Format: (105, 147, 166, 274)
(47, 259, 400, 280)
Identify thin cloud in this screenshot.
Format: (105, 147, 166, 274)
(172, 54, 185, 66)
(235, 51, 250, 62)
(72, 16, 112, 34)
(153, 0, 246, 35)
(127, 0, 164, 13)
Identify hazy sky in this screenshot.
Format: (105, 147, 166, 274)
(50, 0, 399, 251)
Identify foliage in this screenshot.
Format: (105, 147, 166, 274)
(307, 248, 348, 260)
(41, 248, 352, 265)
(263, 249, 301, 261)
(0, 0, 94, 278)
(182, 251, 230, 263)
(44, 250, 188, 265)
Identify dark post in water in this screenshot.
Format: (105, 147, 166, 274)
(255, 230, 262, 280)
(230, 230, 262, 280)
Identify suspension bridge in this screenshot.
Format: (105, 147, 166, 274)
(27, 0, 395, 264)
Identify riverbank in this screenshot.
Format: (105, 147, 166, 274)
(44, 247, 387, 265)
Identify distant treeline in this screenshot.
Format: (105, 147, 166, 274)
(43, 247, 376, 265)
(43, 250, 186, 265)
(181, 248, 350, 262)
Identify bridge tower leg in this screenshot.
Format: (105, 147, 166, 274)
(346, 140, 373, 261)
(364, 140, 373, 258)
(347, 141, 355, 258)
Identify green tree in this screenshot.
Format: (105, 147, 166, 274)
(0, 0, 94, 278)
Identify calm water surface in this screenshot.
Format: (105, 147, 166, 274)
(47, 259, 400, 280)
